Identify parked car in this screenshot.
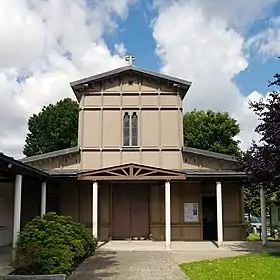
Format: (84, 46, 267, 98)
(245, 215, 262, 233)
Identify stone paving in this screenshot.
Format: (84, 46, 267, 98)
(68, 251, 186, 280)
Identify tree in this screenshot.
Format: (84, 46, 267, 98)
(183, 109, 241, 156)
(241, 62, 280, 216)
(242, 68, 280, 192)
(23, 98, 79, 157)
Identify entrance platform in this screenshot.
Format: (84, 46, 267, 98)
(99, 240, 222, 251)
(99, 240, 280, 252)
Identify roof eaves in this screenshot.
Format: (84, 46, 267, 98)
(183, 146, 238, 162)
(19, 147, 80, 163)
(70, 65, 192, 88)
(0, 153, 49, 178)
(181, 169, 246, 178)
(70, 66, 131, 87)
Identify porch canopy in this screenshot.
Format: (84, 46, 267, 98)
(0, 153, 48, 183)
(74, 163, 247, 249)
(77, 163, 186, 181)
(0, 153, 49, 257)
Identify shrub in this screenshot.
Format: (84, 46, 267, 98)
(14, 212, 97, 275)
(247, 233, 260, 241)
(245, 220, 254, 237)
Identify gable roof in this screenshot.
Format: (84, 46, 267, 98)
(19, 146, 80, 164)
(70, 65, 192, 101)
(183, 146, 238, 162)
(77, 162, 186, 181)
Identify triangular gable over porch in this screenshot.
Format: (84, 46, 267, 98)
(77, 163, 186, 181)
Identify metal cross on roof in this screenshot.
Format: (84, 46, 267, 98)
(125, 53, 136, 66)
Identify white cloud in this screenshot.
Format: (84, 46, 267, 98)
(155, 0, 277, 28)
(247, 17, 280, 57)
(152, 0, 275, 150)
(0, 0, 134, 158)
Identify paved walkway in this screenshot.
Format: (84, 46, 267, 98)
(68, 251, 186, 280)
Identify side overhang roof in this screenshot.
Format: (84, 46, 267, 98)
(19, 147, 80, 164)
(180, 169, 246, 179)
(0, 153, 49, 179)
(183, 146, 238, 162)
(70, 65, 192, 101)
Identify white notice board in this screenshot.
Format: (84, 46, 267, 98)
(184, 203, 199, 222)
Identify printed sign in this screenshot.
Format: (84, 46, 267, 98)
(184, 203, 199, 222)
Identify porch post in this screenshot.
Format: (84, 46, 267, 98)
(216, 181, 223, 247)
(260, 187, 267, 246)
(41, 181, 47, 217)
(13, 174, 22, 259)
(92, 181, 98, 238)
(165, 180, 171, 249)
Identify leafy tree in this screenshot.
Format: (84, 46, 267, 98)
(242, 68, 280, 192)
(183, 109, 241, 156)
(241, 63, 280, 216)
(23, 98, 79, 157)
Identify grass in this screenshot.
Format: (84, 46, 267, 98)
(180, 253, 280, 280)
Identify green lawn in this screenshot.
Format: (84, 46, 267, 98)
(180, 253, 280, 280)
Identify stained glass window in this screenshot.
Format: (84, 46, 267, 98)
(123, 112, 130, 146)
(131, 112, 138, 146)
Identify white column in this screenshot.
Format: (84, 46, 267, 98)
(216, 181, 223, 247)
(41, 182, 47, 217)
(13, 174, 22, 258)
(260, 187, 267, 246)
(165, 180, 171, 249)
(92, 181, 98, 238)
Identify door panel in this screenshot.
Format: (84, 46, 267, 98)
(202, 196, 218, 241)
(112, 184, 149, 239)
(130, 184, 149, 237)
(112, 185, 130, 239)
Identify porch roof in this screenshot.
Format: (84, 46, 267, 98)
(76, 163, 186, 181)
(180, 169, 247, 179)
(47, 165, 247, 181)
(0, 153, 49, 182)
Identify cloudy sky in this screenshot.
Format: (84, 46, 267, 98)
(0, 0, 279, 158)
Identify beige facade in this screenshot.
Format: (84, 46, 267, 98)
(77, 71, 184, 170)
(14, 65, 246, 244)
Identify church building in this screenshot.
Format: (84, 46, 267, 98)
(0, 56, 246, 250)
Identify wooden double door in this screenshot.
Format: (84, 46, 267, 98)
(112, 183, 149, 239)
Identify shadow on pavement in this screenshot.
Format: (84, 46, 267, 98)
(223, 241, 280, 253)
(68, 251, 119, 280)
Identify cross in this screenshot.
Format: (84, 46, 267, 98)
(125, 53, 136, 66)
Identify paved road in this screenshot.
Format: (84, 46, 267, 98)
(68, 251, 187, 280)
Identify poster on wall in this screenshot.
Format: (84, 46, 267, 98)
(184, 203, 199, 222)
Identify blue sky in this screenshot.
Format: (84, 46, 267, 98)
(105, 0, 280, 96)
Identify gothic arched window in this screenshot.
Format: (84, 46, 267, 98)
(131, 112, 138, 146)
(123, 112, 130, 146)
